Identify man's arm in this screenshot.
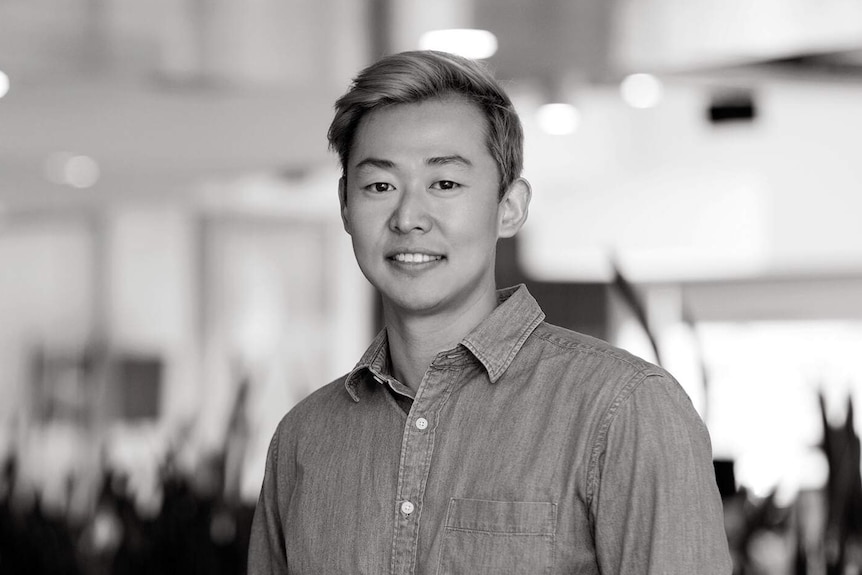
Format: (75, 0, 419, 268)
(247, 429, 289, 575)
(590, 373, 732, 574)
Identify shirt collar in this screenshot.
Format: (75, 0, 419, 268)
(344, 329, 389, 402)
(461, 284, 545, 383)
(344, 284, 545, 401)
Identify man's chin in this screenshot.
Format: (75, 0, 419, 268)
(383, 292, 445, 317)
(375, 274, 496, 321)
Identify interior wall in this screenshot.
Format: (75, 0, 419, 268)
(515, 77, 862, 283)
(0, 216, 95, 423)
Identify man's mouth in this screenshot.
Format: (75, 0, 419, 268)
(390, 253, 444, 264)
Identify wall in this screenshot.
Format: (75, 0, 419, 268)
(515, 76, 862, 283)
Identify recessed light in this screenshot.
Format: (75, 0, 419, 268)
(620, 73, 663, 109)
(536, 103, 581, 135)
(419, 29, 498, 60)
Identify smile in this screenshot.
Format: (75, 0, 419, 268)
(391, 253, 444, 263)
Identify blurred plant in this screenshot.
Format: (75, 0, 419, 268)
(819, 394, 862, 574)
(723, 486, 795, 575)
(0, 364, 255, 575)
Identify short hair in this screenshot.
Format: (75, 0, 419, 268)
(327, 50, 524, 199)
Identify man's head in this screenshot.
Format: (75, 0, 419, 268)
(330, 51, 531, 321)
(327, 50, 524, 199)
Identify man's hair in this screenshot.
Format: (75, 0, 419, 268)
(327, 50, 524, 199)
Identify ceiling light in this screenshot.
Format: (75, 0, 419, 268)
(536, 103, 581, 135)
(44, 152, 101, 189)
(418, 29, 498, 60)
(620, 73, 663, 109)
(66, 155, 101, 188)
(0, 70, 9, 99)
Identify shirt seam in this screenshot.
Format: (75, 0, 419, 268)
(584, 369, 656, 524)
(532, 328, 654, 374)
(269, 418, 285, 551)
(444, 527, 554, 536)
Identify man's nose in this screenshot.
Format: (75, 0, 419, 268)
(389, 186, 431, 234)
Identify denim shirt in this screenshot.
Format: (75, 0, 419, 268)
(248, 285, 732, 574)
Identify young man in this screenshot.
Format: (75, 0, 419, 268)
(248, 50, 731, 574)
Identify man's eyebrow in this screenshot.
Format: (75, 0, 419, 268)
(426, 155, 472, 167)
(354, 157, 395, 170)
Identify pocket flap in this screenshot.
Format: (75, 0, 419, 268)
(445, 498, 556, 535)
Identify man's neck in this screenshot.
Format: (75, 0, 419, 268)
(384, 291, 498, 392)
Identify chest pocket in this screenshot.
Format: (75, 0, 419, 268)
(436, 498, 556, 575)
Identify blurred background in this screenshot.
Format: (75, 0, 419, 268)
(2, 0, 862, 573)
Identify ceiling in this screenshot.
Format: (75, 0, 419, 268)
(3, 0, 862, 210)
(0, 0, 364, 208)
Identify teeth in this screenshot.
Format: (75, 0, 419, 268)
(394, 253, 442, 263)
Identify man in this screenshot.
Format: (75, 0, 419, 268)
(248, 50, 731, 574)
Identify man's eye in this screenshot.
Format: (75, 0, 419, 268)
(431, 180, 460, 191)
(365, 182, 394, 192)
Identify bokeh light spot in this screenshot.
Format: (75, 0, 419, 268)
(536, 103, 581, 135)
(0, 70, 10, 99)
(419, 29, 498, 60)
(620, 73, 664, 109)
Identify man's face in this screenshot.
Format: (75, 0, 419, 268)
(340, 96, 514, 318)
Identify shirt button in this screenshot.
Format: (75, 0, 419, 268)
(400, 501, 415, 516)
(415, 417, 428, 430)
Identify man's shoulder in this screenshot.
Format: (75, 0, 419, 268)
(274, 374, 353, 435)
(528, 320, 664, 379)
(523, 322, 702, 445)
(301, 373, 352, 404)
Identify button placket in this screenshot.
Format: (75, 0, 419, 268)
(389, 364, 457, 575)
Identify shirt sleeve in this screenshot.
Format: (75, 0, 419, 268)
(247, 426, 290, 575)
(590, 372, 733, 574)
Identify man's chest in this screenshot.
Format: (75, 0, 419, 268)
(283, 381, 600, 575)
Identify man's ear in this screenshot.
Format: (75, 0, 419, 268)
(338, 177, 351, 234)
(497, 177, 531, 239)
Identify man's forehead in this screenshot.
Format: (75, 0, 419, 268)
(348, 99, 489, 169)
